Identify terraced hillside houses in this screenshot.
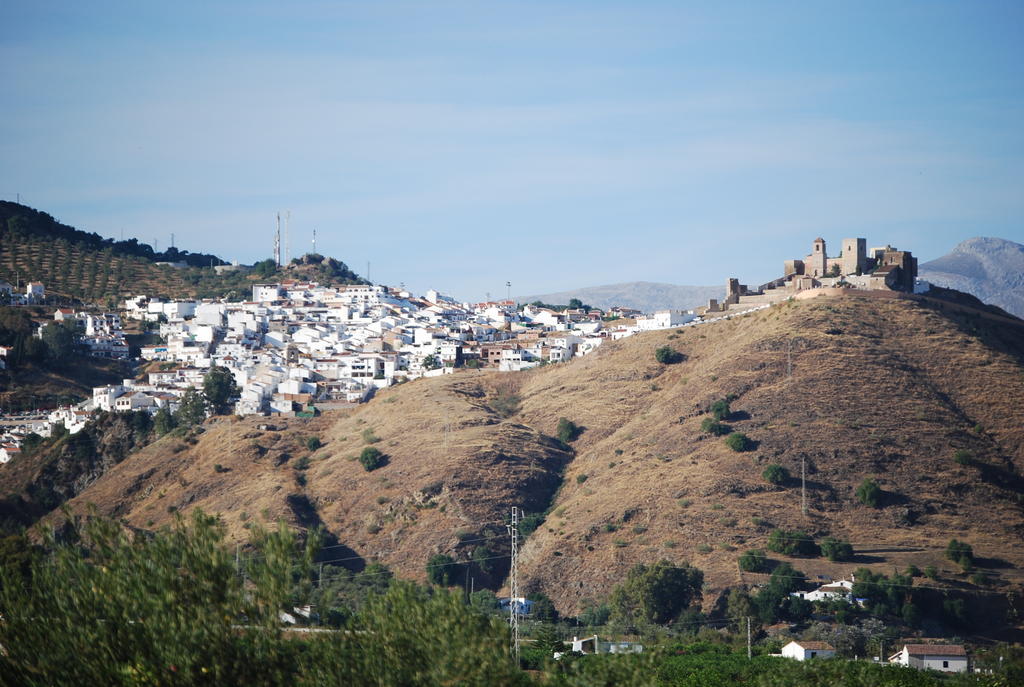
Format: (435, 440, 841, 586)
(116, 281, 625, 418)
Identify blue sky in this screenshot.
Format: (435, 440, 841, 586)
(2, 1, 1022, 300)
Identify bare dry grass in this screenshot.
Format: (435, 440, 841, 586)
(55, 292, 1024, 619)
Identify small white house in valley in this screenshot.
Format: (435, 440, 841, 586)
(889, 644, 968, 673)
(790, 578, 855, 604)
(567, 635, 643, 655)
(781, 640, 835, 661)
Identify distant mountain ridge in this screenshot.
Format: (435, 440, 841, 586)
(920, 237, 1024, 318)
(518, 281, 722, 313)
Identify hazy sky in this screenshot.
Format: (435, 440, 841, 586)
(2, 1, 1022, 300)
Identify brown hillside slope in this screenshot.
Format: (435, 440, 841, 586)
(56, 292, 1024, 618)
(512, 292, 1024, 613)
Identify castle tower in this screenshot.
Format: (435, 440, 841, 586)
(841, 238, 866, 275)
(808, 237, 827, 277)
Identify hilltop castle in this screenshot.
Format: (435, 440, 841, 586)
(710, 237, 919, 313)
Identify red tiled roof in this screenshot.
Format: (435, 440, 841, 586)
(903, 644, 966, 657)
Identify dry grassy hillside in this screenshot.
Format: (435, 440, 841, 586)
(56, 291, 1024, 621)
(512, 292, 1024, 613)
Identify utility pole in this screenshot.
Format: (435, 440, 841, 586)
(801, 455, 807, 516)
(506, 281, 511, 302)
(507, 506, 520, 663)
(747, 616, 752, 659)
(367, 261, 371, 284)
(312, 228, 316, 255)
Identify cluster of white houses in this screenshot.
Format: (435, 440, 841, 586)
(0, 280, 47, 305)
(117, 282, 633, 418)
(2, 279, 740, 456)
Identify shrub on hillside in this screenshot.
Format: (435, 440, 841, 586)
(738, 549, 768, 573)
(953, 449, 972, 465)
(724, 432, 752, 452)
(709, 399, 731, 421)
(819, 536, 853, 562)
(425, 554, 461, 587)
(946, 539, 974, 569)
(762, 464, 789, 485)
(855, 478, 882, 507)
(359, 447, 386, 471)
(767, 529, 817, 557)
(700, 418, 730, 435)
(490, 390, 521, 418)
(306, 436, 322, 451)
(556, 417, 582, 443)
(654, 345, 685, 364)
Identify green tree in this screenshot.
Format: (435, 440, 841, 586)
(945, 539, 974, 569)
(175, 387, 208, 427)
(700, 417, 730, 435)
(738, 549, 768, 573)
(358, 447, 386, 471)
(709, 399, 731, 421)
(726, 587, 754, 630)
(528, 592, 559, 623)
(0, 510, 313, 687)
(203, 365, 238, 415)
(609, 559, 703, 625)
(767, 529, 817, 557)
(856, 478, 883, 507)
(820, 536, 854, 562)
(253, 258, 277, 278)
(153, 406, 176, 436)
(306, 582, 527, 685)
(724, 432, 752, 452)
(556, 417, 581, 443)
(654, 345, 684, 364)
(532, 623, 566, 658)
(40, 322, 75, 363)
(579, 602, 611, 626)
(568, 298, 584, 310)
(422, 354, 441, 370)
(426, 553, 461, 586)
(762, 464, 789, 485)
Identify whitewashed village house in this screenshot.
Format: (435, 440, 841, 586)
(889, 644, 968, 673)
(781, 640, 835, 661)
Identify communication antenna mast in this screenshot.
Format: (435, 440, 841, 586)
(506, 281, 511, 302)
(507, 506, 520, 662)
(285, 210, 291, 264)
(171, 233, 175, 249)
(312, 228, 317, 255)
(274, 213, 282, 267)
